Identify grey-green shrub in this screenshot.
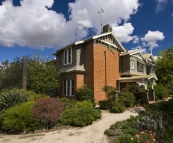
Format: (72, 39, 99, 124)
(0, 89, 28, 112)
(2, 101, 42, 133)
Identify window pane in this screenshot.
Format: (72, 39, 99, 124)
(64, 50, 67, 64)
(68, 48, 71, 63)
(67, 80, 70, 95)
(71, 80, 74, 95)
(64, 80, 66, 95)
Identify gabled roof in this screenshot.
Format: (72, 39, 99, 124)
(54, 32, 127, 54)
(143, 53, 155, 64)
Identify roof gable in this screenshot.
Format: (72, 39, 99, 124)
(129, 50, 145, 60)
(143, 54, 155, 64)
(55, 32, 127, 54)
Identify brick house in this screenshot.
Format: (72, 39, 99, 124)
(54, 24, 157, 102)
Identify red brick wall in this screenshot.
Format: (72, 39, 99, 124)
(76, 74, 84, 89)
(93, 44, 120, 103)
(84, 41, 94, 89)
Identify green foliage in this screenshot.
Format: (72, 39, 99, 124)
(110, 103, 125, 113)
(27, 54, 59, 94)
(156, 47, 173, 94)
(76, 84, 96, 106)
(104, 129, 114, 136)
(73, 100, 93, 108)
(98, 100, 109, 110)
(2, 101, 41, 133)
(118, 91, 135, 107)
(0, 89, 28, 112)
(154, 84, 169, 100)
(122, 84, 148, 105)
(58, 107, 101, 127)
(102, 85, 118, 99)
(32, 97, 64, 130)
(60, 97, 73, 109)
(0, 58, 22, 91)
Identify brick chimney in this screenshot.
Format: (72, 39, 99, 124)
(103, 24, 111, 33)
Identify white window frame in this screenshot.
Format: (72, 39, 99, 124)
(63, 80, 74, 96)
(64, 47, 72, 65)
(131, 60, 134, 69)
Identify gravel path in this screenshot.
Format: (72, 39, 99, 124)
(0, 107, 144, 143)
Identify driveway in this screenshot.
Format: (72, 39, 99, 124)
(0, 107, 144, 143)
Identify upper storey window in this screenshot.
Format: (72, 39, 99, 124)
(64, 47, 72, 65)
(137, 61, 144, 72)
(131, 60, 134, 69)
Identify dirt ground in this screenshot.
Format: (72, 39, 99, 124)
(0, 107, 144, 143)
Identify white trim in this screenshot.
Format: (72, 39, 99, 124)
(75, 41, 84, 45)
(98, 39, 119, 49)
(148, 76, 158, 80)
(92, 32, 112, 39)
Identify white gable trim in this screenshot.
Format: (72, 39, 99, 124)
(98, 39, 119, 49)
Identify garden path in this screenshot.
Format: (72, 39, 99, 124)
(0, 107, 144, 143)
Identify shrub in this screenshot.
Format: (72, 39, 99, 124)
(98, 100, 109, 110)
(58, 107, 101, 127)
(0, 89, 28, 112)
(74, 100, 93, 108)
(104, 129, 114, 136)
(23, 90, 49, 101)
(118, 91, 135, 107)
(60, 97, 73, 109)
(110, 103, 125, 113)
(122, 84, 147, 105)
(2, 101, 41, 133)
(154, 84, 169, 100)
(76, 84, 96, 107)
(32, 97, 64, 130)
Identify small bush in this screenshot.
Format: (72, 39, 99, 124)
(104, 129, 114, 136)
(32, 98, 64, 130)
(74, 100, 93, 108)
(154, 84, 169, 100)
(2, 101, 41, 133)
(98, 100, 109, 109)
(110, 103, 125, 113)
(118, 91, 135, 107)
(58, 107, 101, 127)
(0, 89, 28, 112)
(76, 84, 96, 107)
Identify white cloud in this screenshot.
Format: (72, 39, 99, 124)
(141, 30, 165, 49)
(133, 36, 139, 44)
(0, 0, 140, 49)
(112, 23, 136, 43)
(155, 0, 168, 13)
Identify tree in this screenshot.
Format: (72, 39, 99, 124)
(0, 54, 59, 95)
(156, 47, 173, 94)
(27, 54, 59, 94)
(0, 58, 22, 91)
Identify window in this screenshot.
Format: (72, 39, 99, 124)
(137, 61, 144, 72)
(64, 47, 72, 65)
(131, 60, 134, 69)
(63, 80, 74, 96)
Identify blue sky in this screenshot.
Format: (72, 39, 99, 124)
(0, 0, 173, 63)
